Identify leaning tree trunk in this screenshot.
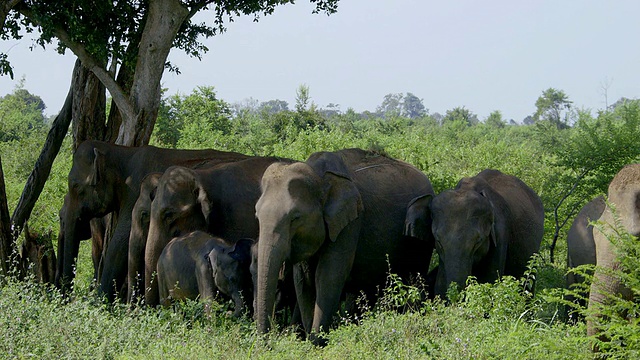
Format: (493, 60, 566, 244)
(0, 155, 16, 276)
(10, 75, 74, 237)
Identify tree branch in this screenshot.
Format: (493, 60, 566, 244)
(15, 5, 136, 125)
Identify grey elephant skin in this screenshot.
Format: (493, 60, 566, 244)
(127, 172, 162, 303)
(566, 195, 604, 309)
(587, 164, 638, 344)
(407, 169, 544, 297)
(56, 140, 248, 301)
(144, 156, 293, 306)
(157, 231, 253, 316)
(255, 149, 434, 345)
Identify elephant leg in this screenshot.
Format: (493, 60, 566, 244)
(310, 226, 358, 345)
(196, 258, 216, 302)
(294, 260, 316, 335)
(99, 212, 132, 302)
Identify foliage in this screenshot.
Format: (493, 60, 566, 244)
(485, 110, 506, 128)
(0, 82, 47, 142)
(534, 88, 573, 129)
(153, 86, 232, 148)
(442, 106, 479, 126)
(376, 92, 427, 119)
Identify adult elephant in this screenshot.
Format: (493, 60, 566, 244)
(144, 156, 293, 306)
(55, 140, 248, 301)
(587, 164, 638, 343)
(157, 230, 253, 316)
(255, 149, 434, 345)
(566, 195, 604, 310)
(406, 169, 544, 297)
(127, 172, 162, 303)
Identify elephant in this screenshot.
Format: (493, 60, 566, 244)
(406, 169, 544, 298)
(127, 172, 162, 303)
(587, 164, 638, 344)
(157, 231, 253, 316)
(18, 225, 57, 284)
(566, 195, 604, 311)
(208, 236, 254, 317)
(254, 149, 434, 345)
(144, 155, 294, 306)
(56, 139, 248, 301)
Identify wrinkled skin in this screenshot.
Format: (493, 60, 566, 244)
(255, 149, 434, 345)
(409, 169, 544, 297)
(587, 164, 638, 345)
(158, 231, 253, 316)
(127, 172, 162, 303)
(56, 140, 248, 301)
(145, 156, 293, 306)
(566, 196, 604, 311)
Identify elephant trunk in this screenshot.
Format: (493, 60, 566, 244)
(435, 257, 472, 298)
(256, 232, 289, 334)
(144, 224, 169, 306)
(56, 215, 87, 294)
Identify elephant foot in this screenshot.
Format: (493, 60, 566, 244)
(309, 332, 328, 347)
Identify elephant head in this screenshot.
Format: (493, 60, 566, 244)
(19, 226, 57, 284)
(145, 166, 210, 305)
(56, 142, 122, 292)
(430, 187, 505, 297)
(209, 237, 254, 317)
(127, 172, 162, 303)
(255, 156, 362, 335)
(587, 164, 640, 344)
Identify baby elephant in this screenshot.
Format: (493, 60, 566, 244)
(406, 169, 544, 297)
(157, 231, 253, 317)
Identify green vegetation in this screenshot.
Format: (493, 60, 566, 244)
(1, 86, 639, 358)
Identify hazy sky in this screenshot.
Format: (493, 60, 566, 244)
(1, 0, 639, 122)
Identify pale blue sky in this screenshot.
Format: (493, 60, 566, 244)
(1, 0, 639, 122)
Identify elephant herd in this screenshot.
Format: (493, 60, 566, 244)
(50, 140, 633, 346)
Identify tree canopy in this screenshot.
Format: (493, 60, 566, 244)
(1, 0, 340, 146)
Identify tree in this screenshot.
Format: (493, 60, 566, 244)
(153, 86, 232, 148)
(376, 93, 403, 118)
(442, 106, 479, 126)
(0, 83, 46, 142)
(0, 0, 340, 269)
(533, 88, 573, 129)
(402, 93, 427, 119)
(1, 0, 340, 147)
(259, 99, 289, 114)
(485, 110, 505, 128)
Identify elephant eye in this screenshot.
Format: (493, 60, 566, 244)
(140, 211, 149, 220)
(163, 210, 175, 223)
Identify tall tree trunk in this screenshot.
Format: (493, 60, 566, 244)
(10, 77, 74, 236)
(0, 155, 15, 276)
(116, 0, 188, 146)
(72, 58, 107, 149)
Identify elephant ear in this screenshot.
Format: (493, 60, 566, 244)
(194, 174, 212, 222)
(480, 189, 507, 274)
(404, 194, 434, 242)
(229, 238, 255, 264)
(322, 170, 363, 242)
(88, 148, 106, 186)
